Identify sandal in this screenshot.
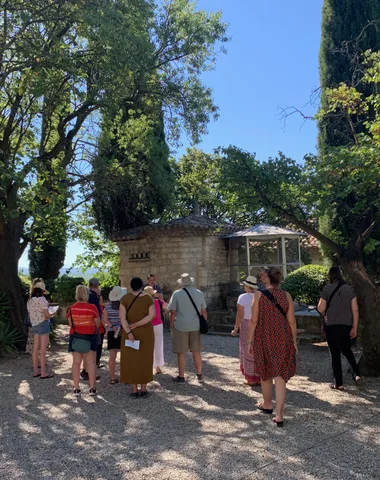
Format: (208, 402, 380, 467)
(129, 392, 139, 398)
(257, 403, 273, 414)
(353, 375, 362, 384)
(140, 391, 149, 398)
(33, 373, 41, 378)
(273, 418, 284, 428)
(109, 379, 119, 385)
(40, 373, 54, 379)
(329, 384, 344, 391)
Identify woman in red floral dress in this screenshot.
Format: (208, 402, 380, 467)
(248, 267, 297, 427)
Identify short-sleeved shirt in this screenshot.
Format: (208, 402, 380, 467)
(68, 302, 99, 335)
(321, 282, 356, 326)
(27, 297, 49, 326)
(105, 303, 121, 332)
(169, 287, 207, 332)
(237, 293, 254, 319)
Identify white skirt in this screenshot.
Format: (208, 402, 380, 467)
(153, 323, 165, 368)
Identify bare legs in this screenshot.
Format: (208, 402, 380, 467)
(192, 351, 202, 375)
(109, 349, 118, 381)
(259, 376, 287, 422)
(32, 333, 50, 377)
(72, 351, 96, 389)
(176, 351, 202, 378)
(178, 352, 186, 377)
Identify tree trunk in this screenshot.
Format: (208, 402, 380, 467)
(340, 257, 380, 376)
(0, 225, 27, 350)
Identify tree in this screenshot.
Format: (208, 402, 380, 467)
(1, 0, 227, 342)
(216, 53, 380, 375)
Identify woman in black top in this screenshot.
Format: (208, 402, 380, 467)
(318, 267, 361, 390)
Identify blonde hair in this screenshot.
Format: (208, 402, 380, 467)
(75, 285, 89, 302)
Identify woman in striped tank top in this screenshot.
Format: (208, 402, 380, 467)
(102, 286, 127, 384)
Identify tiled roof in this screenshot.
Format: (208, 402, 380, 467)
(112, 215, 239, 241)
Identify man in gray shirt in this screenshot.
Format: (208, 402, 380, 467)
(169, 273, 207, 383)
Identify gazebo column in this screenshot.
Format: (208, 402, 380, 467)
(281, 236, 287, 279)
(246, 236, 250, 277)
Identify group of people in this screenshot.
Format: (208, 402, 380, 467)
(27, 266, 361, 427)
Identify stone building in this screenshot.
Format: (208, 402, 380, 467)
(113, 215, 307, 312)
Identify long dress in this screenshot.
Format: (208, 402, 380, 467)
(253, 289, 296, 383)
(120, 293, 154, 385)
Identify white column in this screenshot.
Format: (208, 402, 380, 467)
(281, 236, 287, 278)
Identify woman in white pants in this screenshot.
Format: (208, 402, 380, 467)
(144, 286, 168, 374)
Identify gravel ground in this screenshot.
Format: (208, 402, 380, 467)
(0, 326, 380, 480)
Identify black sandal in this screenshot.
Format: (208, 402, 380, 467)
(129, 392, 139, 398)
(140, 391, 149, 398)
(273, 418, 284, 428)
(257, 404, 273, 414)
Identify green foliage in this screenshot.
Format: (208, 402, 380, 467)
(282, 265, 329, 305)
(0, 292, 23, 356)
(72, 207, 120, 287)
(52, 275, 85, 305)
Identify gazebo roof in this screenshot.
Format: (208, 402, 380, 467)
(224, 224, 307, 239)
(112, 214, 239, 241)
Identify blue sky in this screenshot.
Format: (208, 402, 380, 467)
(19, 0, 323, 269)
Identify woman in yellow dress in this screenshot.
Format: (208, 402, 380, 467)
(119, 277, 155, 397)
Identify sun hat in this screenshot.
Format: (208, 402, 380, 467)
(177, 273, 195, 286)
(242, 276, 258, 289)
(144, 286, 157, 296)
(34, 282, 49, 294)
(109, 286, 127, 301)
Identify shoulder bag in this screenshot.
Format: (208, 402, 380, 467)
(183, 288, 209, 335)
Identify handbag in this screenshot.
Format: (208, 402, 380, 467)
(183, 288, 208, 335)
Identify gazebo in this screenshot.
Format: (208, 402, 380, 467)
(225, 224, 306, 291)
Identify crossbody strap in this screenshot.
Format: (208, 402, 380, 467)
(325, 282, 344, 315)
(261, 289, 287, 319)
(183, 288, 201, 318)
(126, 292, 142, 317)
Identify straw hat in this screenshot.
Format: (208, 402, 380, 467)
(242, 276, 258, 289)
(144, 286, 157, 297)
(177, 273, 194, 286)
(109, 286, 127, 301)
(34, 281, 49, 294)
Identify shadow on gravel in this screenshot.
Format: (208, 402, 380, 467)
(0, 330, 380, 480)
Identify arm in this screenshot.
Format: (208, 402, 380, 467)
(119, 304, 134, 341)
(43, 308, 50, 320)
(285, 292, 297, 350)
(130, 304, 155, 329)
(102, 310, 113, 330)
(317, 298, 327, 316)
(169, 310, 176, 329)
(248, 292, 260, 352)
(162, 301, 169, 311)
(232, 304, 244, 336)
(351, 297, 359, 338)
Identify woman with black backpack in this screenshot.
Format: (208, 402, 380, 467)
(318, 267, 361, 391)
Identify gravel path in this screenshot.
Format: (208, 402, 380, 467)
(0, 327, 379, 480)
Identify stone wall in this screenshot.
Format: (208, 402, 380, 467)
(118, 231, 230, 309)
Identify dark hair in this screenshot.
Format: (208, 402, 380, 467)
(147, 274, 155, 279)
(268, 267, 282, 286)
(131, 277, 143, 291)
(31, 287, 44, 298)
(329, 267, 343, 284)
(111, 300, 120, 310)
(89, 277, 100, 287)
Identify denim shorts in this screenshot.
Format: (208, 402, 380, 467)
(68, 334, 98, 353)
(31, 321, 51, 335)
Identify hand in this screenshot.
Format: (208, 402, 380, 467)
(127, 332, 135, 342)
(294, 343, 299, 355)
(350, 328, 357, 339)
(231, 328, 238, 337)
(112, 326, 118, 332)
(129, 324, 136, 330)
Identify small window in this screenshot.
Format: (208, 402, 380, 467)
(129, 252, 150, 261)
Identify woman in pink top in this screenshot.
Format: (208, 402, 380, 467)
(144, 286, 168, 374)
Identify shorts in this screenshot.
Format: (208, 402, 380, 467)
(107, 331, 121, 350)
(68, 334, 98, 353)
(172, 328, 202, 353)
(31, 321, 51, 335)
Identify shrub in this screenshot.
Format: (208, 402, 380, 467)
(19, 274, 31, 302)
(0, 292, 23, 356)
(282, 265, 329, 305)
(52, 275, 85, 304)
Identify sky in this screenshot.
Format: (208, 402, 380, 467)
(19, 0, 323, 270)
